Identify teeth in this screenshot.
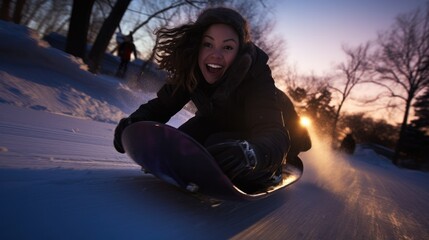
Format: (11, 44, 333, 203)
(207, 64, 222, 69)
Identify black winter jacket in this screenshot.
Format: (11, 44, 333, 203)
(127, 45, 306, 177)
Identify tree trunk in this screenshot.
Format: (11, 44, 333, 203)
(0, 0, 11, 21)
(21, 0, 49, 26)
(66, 0, 95, 59)
(393, 96, 412, 165)
(331, 101, 344, 148)
(12, 0, 26, 24)
(87, 0, 131, 73)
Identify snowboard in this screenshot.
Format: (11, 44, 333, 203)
(122, 121, 303, 201)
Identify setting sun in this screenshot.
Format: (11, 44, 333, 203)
(300, 116, 311, 127)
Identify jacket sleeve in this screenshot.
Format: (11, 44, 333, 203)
(128, 84, 190, 123)
(243, 83, 290, 174)
(278, 89, 312, 155)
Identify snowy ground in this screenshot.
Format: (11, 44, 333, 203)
(1, 21, 428, 239)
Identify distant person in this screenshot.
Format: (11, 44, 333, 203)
(115, 32, 124, 45)
(340, 133, 356, 154)
(116, 33, 137, 78)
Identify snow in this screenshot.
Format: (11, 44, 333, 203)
(1, 20, 428, 239)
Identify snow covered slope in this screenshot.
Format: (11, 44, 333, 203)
(0, 20, 428, 239)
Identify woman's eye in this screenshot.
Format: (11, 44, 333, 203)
(202, 42, 212, 48)
(224, 45, 234, 51)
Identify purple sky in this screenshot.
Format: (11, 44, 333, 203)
(273, 0, 427, 75)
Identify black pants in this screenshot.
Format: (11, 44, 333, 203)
(116, 59, 129, 77)
(178, 116, 246, 147)
(178, 116, 218, 146)
(178, 116, 279, 192)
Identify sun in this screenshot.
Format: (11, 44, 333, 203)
(300, 116, 311, 127)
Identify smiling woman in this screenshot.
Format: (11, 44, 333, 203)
(113, 7, 311, 191)
(198, 24, 239, 84)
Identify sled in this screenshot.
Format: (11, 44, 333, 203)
(122, 121, 303, 201)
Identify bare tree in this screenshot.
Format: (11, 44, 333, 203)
(305, 85, 337, 137)
(330, 42, 371, 145)
(0, 0, 12, 21)
(87, 0, 132, 73)
(20, 0, 49, 26)
(85, 0, 114, 44)
(229, 0, 287, 76)
(34, 1, 71, 35)
(412, 87, 429, 132)
(128, 1, 203, 36)
(66, 0, 95, 59)
(287, 73, 334, 135)
(1, 0, 71, 35)
(0, 0, 26, 23)
(128, 1, 208, 73)
(339, 113, 398, 149)
(88, 0, 211, 73)
(372, 5, 429, 164)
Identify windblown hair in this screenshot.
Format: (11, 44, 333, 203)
(154, 7, 252, 93)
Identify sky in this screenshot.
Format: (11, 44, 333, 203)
(273, 0, 428, 75)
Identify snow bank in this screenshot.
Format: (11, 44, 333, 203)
(0, 20, 156, 123)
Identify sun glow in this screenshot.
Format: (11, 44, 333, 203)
(300, 116, 311, 127)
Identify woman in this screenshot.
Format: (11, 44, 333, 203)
(114, 7, 311, 190)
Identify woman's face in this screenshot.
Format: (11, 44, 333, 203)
(198, 24, 239, 84)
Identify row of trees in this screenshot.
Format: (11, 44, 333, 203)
(284, 4, 429, 167)
(1, 0, 428, 167)
(0, 0, 284, 73)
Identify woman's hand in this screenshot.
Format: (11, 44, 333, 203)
(207, 140, 258, 180)
(113, 118, 133, 153)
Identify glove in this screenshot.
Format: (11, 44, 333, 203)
(207, 140, 258, 180)
(113, 118, 133, 153)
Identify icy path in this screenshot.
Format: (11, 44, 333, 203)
(1, 104, 428, 239)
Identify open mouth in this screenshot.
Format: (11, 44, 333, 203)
(206, 63, 223, 73)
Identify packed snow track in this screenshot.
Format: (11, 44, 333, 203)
(0, 104, 428, 239)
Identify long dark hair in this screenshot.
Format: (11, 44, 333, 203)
(154, 7, 251, 93)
